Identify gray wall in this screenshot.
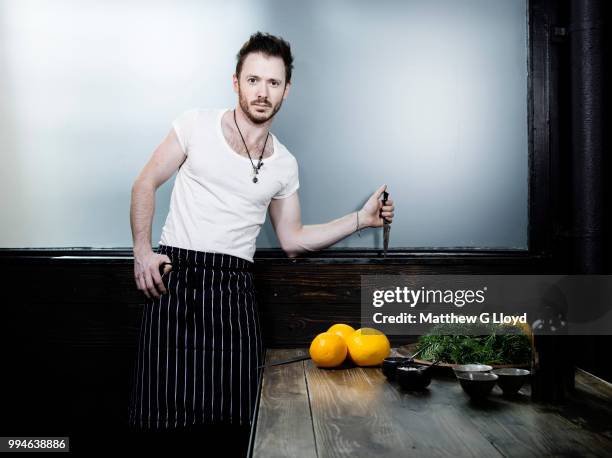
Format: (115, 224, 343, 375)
(0, 0, 528, 250)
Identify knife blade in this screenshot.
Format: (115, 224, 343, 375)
(257, 355, 311, 369)
(382, 190, 390, 257)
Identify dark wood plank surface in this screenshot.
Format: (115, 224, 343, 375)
(253, 349, 612, 457)
(305, 363, 500, 457)
(252, 349, 317, 458)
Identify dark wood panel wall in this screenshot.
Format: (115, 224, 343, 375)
(0, 252, 557, 438)
(1, 250, 609, 437)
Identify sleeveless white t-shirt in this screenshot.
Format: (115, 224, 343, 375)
(158, 108, 299, 262)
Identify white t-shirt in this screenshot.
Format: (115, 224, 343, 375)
(158, 108, 299, 262)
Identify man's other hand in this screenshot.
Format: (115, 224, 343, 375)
(133, 250, 173, 299)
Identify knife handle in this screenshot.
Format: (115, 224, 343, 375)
(381, 190, 390, 223)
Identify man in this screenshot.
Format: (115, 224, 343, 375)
(128, 32, 395, 453)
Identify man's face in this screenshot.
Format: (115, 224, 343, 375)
(233, 52, 291, 125)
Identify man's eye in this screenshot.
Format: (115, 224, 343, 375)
(271, 82, 279, 87)
(248, 78, 256, 83)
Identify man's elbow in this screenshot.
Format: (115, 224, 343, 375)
(282, 243, 300, 258)
(281, 238, 310, 258)
(279, 229, 305, 258)
(282, 240, 316, 258)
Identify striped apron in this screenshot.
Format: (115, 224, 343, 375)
(128, 245, 265, 430)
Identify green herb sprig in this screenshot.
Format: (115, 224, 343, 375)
(414, 322, 531, 365)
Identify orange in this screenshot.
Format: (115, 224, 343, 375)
(309, 332, 348, 368)
(327, 324, 357, 364)
(347, 328, 390, 367)
(327, 323, 356, 343)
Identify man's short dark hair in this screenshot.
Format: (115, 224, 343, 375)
(236, 32, 294, 84)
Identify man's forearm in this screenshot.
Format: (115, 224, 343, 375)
(288, 210, 369, 256)
(130, 181, 156, 255)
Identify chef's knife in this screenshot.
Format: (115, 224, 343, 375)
(257, 343, 432, 369)
(257, 345, 428, 369)
(382, 190, 390, 257)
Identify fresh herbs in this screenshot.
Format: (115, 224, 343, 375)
(414, 322, 531, 365)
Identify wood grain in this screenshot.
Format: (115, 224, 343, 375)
(253, 349, 612, 457)
(304, 361, 500, 457)
(252, 349, 317, 458)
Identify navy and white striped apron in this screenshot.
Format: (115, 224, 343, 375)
(128, 245, 265, 430)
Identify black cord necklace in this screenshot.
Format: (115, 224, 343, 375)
(233, 109, 269, 183)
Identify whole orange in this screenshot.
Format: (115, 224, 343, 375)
(347, 328, 390, 367)
(309, 332, 348, 368)
(327, 323, 356, 343)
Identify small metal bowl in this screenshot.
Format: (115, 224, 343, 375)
(396, 364, 433, 391)
(453, 364, 493, 377)
(456, 372, 499, 400)
(492, 368, 531, 396)
(382, 357, 412, 381)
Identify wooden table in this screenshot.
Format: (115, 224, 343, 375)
(251, 348, 612, 457)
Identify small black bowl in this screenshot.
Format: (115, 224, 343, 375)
(492, 368, 531, 396)
(456, 372, 499, 400)
(396, 364, 433, 391)
(382, 357, 412, 381)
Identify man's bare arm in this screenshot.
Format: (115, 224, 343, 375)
(130, 128, 186, 298)
(268, 184, 395, 258)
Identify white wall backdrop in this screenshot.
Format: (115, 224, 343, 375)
(0, 0, 528, 250)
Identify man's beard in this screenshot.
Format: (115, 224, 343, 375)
(238, 87, 284, 125)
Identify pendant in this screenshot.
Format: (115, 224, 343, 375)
(252, 166, 260, 183)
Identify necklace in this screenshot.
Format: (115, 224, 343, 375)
(233, 109, 269, 183)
